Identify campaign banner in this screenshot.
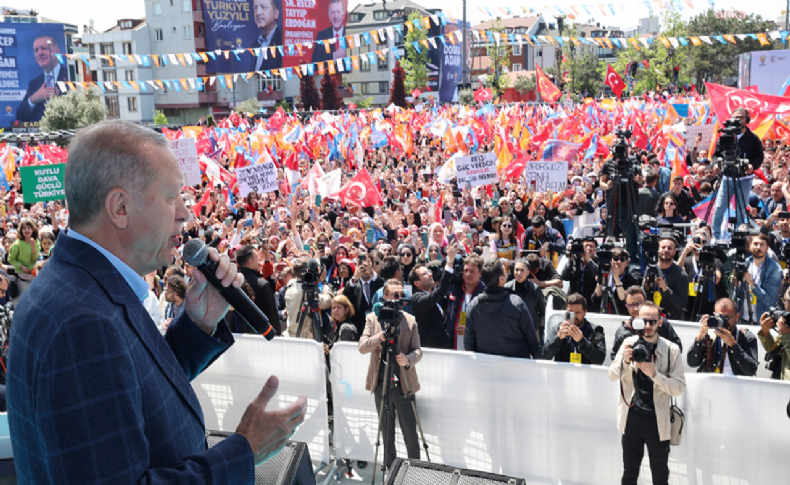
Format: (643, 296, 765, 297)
(169, 138, 201, 187)
(439, 21, 467, 103)
(201, 0, 349, 74)
(20, 163, 66, 203)
(524, 161, 568, 192)
(237, 161, 279, 197)
(0, 23, 67, 133)
(748, 49, 790, 96)
(455, 152, 498, 188)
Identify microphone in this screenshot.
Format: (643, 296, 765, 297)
(183, 239, 275, 340)
(372, 302, 383, 317)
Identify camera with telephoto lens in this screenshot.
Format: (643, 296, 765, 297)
(301, 258, 322, 309)
(567, 238, 585, 257)
(629, 318, 655, 363)
(714, 119, 750, 178)
(641, 234, 663, 292)
(612, 130, 642, 181)
(730, 228, 756, 280)
(706, 312, 730, 329)
(768, 306, 790, 326)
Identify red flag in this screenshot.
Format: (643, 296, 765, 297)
(161, 127, 181, 140)
(192, 188, 211, 218)
(435, 190, 444, 222)
(284, 151, 299, 171)
(38, 145, 68, 164)
(411, 88, 422, 98)
(631, 122, 648, 150)
(337, 168, 383, 208)
(501, 157, 528, 181)
(473, 88, 493, 102)
(706, 82, 790, 121)
(535, 64, 561, 102)
(605, 64, 626, 98)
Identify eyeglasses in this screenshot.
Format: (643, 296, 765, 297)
(501, 224, 512, 228)
(400, 252, 413, 257)
(613, 257, 628, 262)
(643, 319, 659, 326)
(665, 202, 676, 206)
(390, 293, 403, 299)
(625, 302, 644, 308)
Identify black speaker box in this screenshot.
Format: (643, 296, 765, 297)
(384, 458, 526, 485)
(206, 431, 315, 485)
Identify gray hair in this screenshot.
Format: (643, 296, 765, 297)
(65, 120, 166, 229)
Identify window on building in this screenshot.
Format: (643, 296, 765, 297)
(257, 76, 283, 92)
(127, 97, 137, 111)
(120, 20, 133, 29)
(182, 0, 191, 11)
(349, 13, 362, 23)
(537, 50, 542, 57)
(153, 2, 162, 15)
(359, 54, 370, 72)
(123, 42, 133, 55)
(512, 44, 522, 56)
(103, 70, 117, 83)
(361, 82, 370, 94)
(155, 29, 164, 41)
(88, 44, 95, 57)
(373, 10, 388, 20)
(377, 55, 388, 70)
(197, 24, 205, 38)
(125, 70, 134, 81)
(183, 26, 192, 39)
(105, 97, 119, 117)
(512, 63, 522, 71)
(90, 70, 97, 81)
(379, 81, 388, 94)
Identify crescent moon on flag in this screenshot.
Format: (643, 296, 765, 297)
(607, 72, 619, 86)
(348, 181, 367, 201)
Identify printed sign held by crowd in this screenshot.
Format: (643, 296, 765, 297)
(169, 138, 201, 187)
(237, 162, 278, 197)
(524, 161, 568, 192)
(455, 153, 498, 188)
(20, 164, 66, 203)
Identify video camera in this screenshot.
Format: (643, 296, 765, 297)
(597, 240, 624, 274)
(714, 119, 750, 178)
(301, 258, 322, 310)
(612, 130, 641, 180)
(377, 298, 410, 336)
(629, 318, 655, 363)
(730, 228, 757, 281)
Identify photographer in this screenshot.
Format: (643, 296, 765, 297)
(543, 293, 606, 365)
(687, 298, 759, 376)
(283, 258, 334, 339)
(465, 260, 541, 359)
(591, 247, 639, 315)
(445, 254, 486, 350)
(561, 237, 598, 305)
(645, 237, 688, 321)
(711, 108, 765, 241)
(758, 310, 790, 380)
(408, 242, 458, 349)
(677, 230, 725, 320)
(608, 302, 686, 485)
(733, 234, 782, 325)
(523, 216, 566, 267)
(610, 287, 683, 360)
(358, 279, 422, 469)
(505, 259, 546, 342)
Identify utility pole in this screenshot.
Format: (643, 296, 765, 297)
(462, 0, 468, 86)
(786, 0, 789, 33)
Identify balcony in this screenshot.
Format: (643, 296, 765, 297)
(257, 91, 283, 102)
(193, 37, 206, 50)
(196, 64, 207, 77)
(193, 11, 204, 23)
(199, 92, 217, 104)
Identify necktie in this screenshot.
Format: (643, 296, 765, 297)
(45, 73, 54, 88)
(363, 281, 370, 304)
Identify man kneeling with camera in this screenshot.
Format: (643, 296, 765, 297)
(609, 302, 686, 485)
(359, 279, 422, 469)
(686, 297, 759, 376)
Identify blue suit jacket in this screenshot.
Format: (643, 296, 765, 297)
(16, 67, 68, 123)
(7, 235, 254, 484)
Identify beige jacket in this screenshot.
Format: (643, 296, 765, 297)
(284, 279, 333, 338)
(358, 311, 422, 396)
(608, 335, 686, 441)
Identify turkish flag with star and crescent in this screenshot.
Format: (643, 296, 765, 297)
(474, 87, 493, 102)
(605, 64, 626, 98)
(337, 167, 384, 208)
(706, 82, 790, 120)
(535, 64, 562, 102)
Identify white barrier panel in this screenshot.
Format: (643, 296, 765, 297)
(330, 343, 790, 484)
(547, 310, 773, 378)
(192, 335, 330, 464)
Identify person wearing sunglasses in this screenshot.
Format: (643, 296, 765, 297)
(591, 247, 639, 315)
(609, 287, 683, 361)
(656, 195, 684, 226)
(490, 217, 521, 262)
(523, 216, 566, 268)
(609, 301, 686, 485)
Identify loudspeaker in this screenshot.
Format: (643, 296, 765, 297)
(206, 431, 315, 485)
(384, 458, 526, 485)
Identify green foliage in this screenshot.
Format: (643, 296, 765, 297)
(457, 89, 474, 105)
(206, 114, 214, 127)
(487, 19, 511, 98)
(401, 11, 431, 93)
(234, 97, 261, 114)
(39, 88, 106, 132)
(514, 73, 536, 95)
(548, 23, 604, 96)
(351, 97, 375, 109)
(274, 99, 292, 112)
(153, 109, 168, 125)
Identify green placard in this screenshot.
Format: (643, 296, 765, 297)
(20, 164, 66, 203)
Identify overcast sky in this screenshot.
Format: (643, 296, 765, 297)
(13, 0, 787, 36)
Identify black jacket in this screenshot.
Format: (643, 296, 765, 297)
(411, 267, 453, 349)
(464, 286, 541, 359)
(561, 258, 599, 305)
(543, 318, 606, 365)
(637, 186, 660, 218)
(504, 279, 546, 335)
(686, 326, 759, 376)
(239, 267, 282, 336)
(610, 316, 683, 361)
(589, 271, 639, 315)
(737, 128, 764, 171)
(652, 263, 689, 321)
(656, 189, 695, 220)
(343, 276, 384, 339)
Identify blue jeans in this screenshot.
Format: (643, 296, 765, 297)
(711, 175, 753, 240)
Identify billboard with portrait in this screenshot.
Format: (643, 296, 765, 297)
(201, 0, 349, 74)
(439, 22, 468, 103)
(0, 23, 67, 133)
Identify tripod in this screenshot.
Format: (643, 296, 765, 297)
(295, 284, 323, 342)
(598, 270, 621, 315)
(730, 273, 757, 325)
(604, 133, 640, 258)
(371, 319, 430, 485)
(688, 267, 715, 323)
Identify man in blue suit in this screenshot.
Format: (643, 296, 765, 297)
(7, 120, 307, 483)
(311, 0, 347, 64)
(16, 35, 68, 123)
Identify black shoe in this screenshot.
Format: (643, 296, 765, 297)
(357, 460, 367, 469)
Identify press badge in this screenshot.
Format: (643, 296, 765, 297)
(653, 291, 662, 306)
(750, 291, 757, 305)
(459, 311, 467, 327)
(688, 282, 697, 297)
(570, 352, 582, 364)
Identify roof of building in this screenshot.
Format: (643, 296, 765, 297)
(104, 19, 146, 33)
(473, 16, 541, 31)
(348, 0, 441, 27)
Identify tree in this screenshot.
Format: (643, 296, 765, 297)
(547, 23, 604, 96)
(299, 74, 321, 111)
(39, 88, 106, 132)
(401, 11, 431, 93)
(514, 73, 536, 95)
(234, 97, 261, 115)
(487, 19, 511, 98)
(351, 97, 375, 109)
(321, 72, 342, 110)
(153, 109, 168, 125)
(458, 89, 474, 105)
(389, 61, 407, 108)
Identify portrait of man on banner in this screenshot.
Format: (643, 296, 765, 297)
(311, 0, 347, 64)
(17, 35, 67, 124)
(251, 0, 283, 72)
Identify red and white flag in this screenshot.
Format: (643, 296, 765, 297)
(337, 168, 383, 208)
(474, 88, 493, 102)
(501, 157, 528, 181)
(605, 64, 626, 98)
